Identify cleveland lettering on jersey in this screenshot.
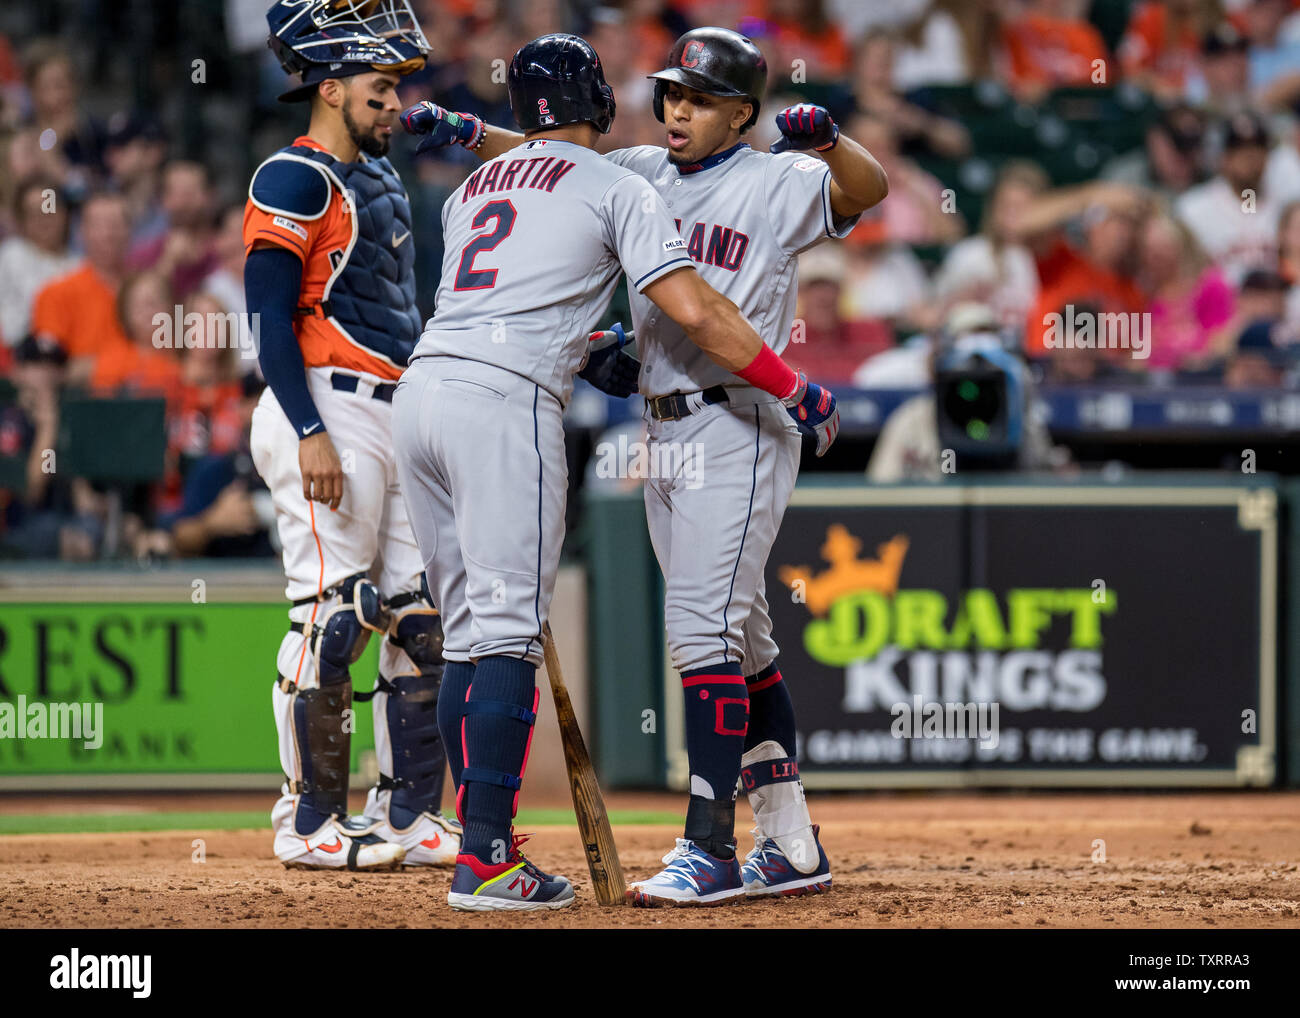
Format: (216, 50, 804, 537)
(672, 218, 749, 272)
(463, 156, 577, 202)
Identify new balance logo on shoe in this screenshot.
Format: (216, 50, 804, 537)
(509, 873, 537, 897)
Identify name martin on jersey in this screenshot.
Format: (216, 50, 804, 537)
(462, 156, 576, 202)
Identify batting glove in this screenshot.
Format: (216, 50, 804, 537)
(579, 322, 640, 399)
(770, 104, 839, 154)
(400, 101, 486, 155)
(782, 371, 840, 456)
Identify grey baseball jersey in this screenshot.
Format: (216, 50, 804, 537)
(396, 138, 693, 668)
(605, 143, 859, 397)
(605, 142, 860, 676)
(411, 137, 692, 404)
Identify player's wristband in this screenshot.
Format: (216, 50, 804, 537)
(735, 343, 800, 400)
(460, 114, 486, 151)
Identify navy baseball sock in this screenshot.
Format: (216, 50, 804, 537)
(437, 661, 475, 793)
(744, 663, 796, 756)
(680, 662, 749, 859)
(460, 655, 537, 865)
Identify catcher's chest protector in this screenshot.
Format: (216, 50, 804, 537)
(295, 145, 422, 366)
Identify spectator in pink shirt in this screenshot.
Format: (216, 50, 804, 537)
(1139, 210, 1235, 370)
(126, 160, 217, 301)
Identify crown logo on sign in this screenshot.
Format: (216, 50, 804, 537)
(778, 526, 909, 616)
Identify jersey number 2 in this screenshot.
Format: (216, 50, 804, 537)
(454, 199, 517, 291)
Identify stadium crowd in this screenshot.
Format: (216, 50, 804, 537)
(1, 0, 1299, 560)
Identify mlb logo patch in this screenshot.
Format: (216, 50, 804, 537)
(273, 215, 309, 241)
(663, 238, 686, 252)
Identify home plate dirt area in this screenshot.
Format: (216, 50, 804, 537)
(1, 791, 1297, 929)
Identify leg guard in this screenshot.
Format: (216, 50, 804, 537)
(361, 596, 449, 829)
(277, 573, 386, 835)
(459, 656, 539, 862)
(301, 573, 390, 684)
(740, 739, 818, 874)
(281, 674, 353, 831)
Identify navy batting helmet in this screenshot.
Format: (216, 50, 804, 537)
(267, 0, 430, 102)
(508, 34, 616, 135)
(649, 28, 767, 132)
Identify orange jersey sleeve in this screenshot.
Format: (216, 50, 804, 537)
(243, 140, 399, 380)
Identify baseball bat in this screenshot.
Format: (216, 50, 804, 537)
(541, 621, 627, 906)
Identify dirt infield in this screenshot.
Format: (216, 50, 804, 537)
(1, 791, 1297, 929)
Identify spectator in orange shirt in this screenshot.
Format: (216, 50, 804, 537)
(756, 0, 852, 80)
(170, 293, 245, 465)
(612, 0, 684, 73)
(1010, 180, 1149, 359)
(29, 191, 133, 383)
(91, 269, 183, 395)
(1119, 0, 1221, 99)
(126, 160, 218, 302)
(1000, 0, 1111, 99)
(157, 292, 244, 518)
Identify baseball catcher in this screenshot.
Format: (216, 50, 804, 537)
(245, 0, 459, 870)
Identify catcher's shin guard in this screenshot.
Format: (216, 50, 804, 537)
(361, 597, 449, 828)
(276, 573, 387, 835)
(291, 677, 352, 819)
(739, 739, 818, 874)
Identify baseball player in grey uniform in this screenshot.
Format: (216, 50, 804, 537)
(403, 27, 887, 906)
(394, 33, 843, 912)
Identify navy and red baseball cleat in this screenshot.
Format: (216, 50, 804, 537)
(740, 823, 832, 897)
(626, 838, 747, 907)
(446, 832, 575, 911)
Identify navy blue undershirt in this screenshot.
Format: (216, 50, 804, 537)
(245, 246, 325, 437)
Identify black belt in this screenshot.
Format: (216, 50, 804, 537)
(647, 385, 728, 421)
(331, 371, 395, 403)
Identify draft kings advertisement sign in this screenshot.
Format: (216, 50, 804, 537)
(767, 489, 1276, 786)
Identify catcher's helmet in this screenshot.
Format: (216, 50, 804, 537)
(268, 0, 429, 101)
(508, 34, 616, 135)
(649, 28, 767, 132)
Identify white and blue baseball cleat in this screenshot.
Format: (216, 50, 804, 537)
(626, 838, 747, 907)
(740, 823, 832, 897)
